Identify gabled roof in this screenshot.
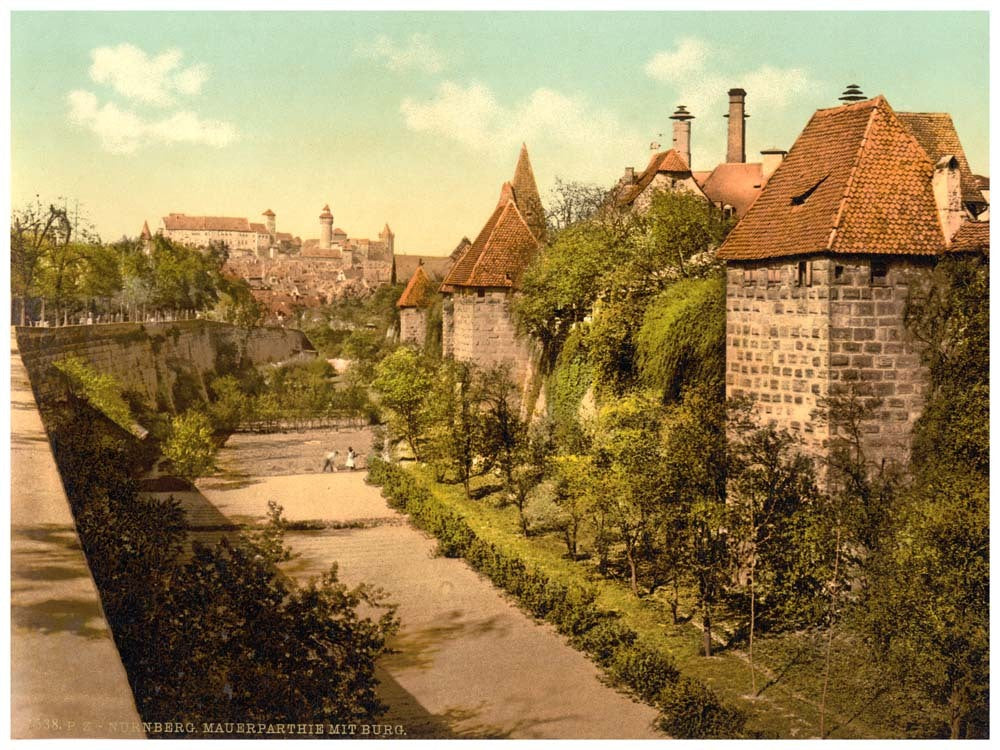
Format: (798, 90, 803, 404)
(699, 162, 763, 218)
(511, 143, 546, 241)
(717, 96, 947, 261)
(249, 222, 268, 233)
(163, 214, 251, 232)
(442, 196, 540, 290)
(395, 254, 453, 284)
(949, 220, 989, 254)
(397, 264, 437, 308)
(618, 148, 693, 205)
(896, 112, 984, 206)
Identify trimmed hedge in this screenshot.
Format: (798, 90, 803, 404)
(367, 458, 746, 738)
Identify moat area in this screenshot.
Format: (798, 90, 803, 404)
(157, 427, 662, 739)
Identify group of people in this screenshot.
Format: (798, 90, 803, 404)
(322, 446, 357, 473)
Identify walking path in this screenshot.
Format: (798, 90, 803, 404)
(194, 431, 662, 739)
(9, 329, 144, 738)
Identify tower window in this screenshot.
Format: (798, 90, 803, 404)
(834, 264, 845, 281)
(870, 259, 889, 285)
(797, 260, 813, 287)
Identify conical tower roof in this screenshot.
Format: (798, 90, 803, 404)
(140, 220, 152, 240)
(510, 143, 546, 241)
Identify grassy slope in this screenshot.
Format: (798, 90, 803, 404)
(406, 465, 894, 739)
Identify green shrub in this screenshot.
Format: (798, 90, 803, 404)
(608, 642, 680, 703)
(574, 618, 638, 667)
(656, 676, 747, 739)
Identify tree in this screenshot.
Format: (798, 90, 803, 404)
(727, 421, 818, 694)
(422, 359, 482, 497)
(544, 177, 610, 233)
(591, 392, 668, 597)
(659, 385, 731, 653)
(10, 199, 71, 325)
(371, 347, 434, 461)
(548, 453, 597, 558)
(163, 410, 218, 481)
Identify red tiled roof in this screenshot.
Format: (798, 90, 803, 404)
(949, 220, 989, 254)
(262, 209, 275, 217)
(700, 162, 763, 218)
(397, 264, 437, 308)
(896, 112, 985, 206)
(162, 214, 251, 232)
(444, 200, 540, 290)
(717, 96, 948, 261)
(618, 149, 693, 205)
(249, 222, 268, 233)
(140, 220, 152, 239)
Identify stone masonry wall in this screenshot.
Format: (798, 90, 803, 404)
(399, 308, 427, 346)
(727, 254, 933, 470)
(450, 288, 533, 385)
(16, 321, 314, 412)
(828, 256, 932, 467)
(441, 298, 455, 358)
(726, 257, 833, 458)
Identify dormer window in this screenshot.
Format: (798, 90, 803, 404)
(791, 175, 829, 206)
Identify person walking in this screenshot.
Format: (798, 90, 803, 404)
(345, 447, 356, 471)
(322, 449, 339, 472)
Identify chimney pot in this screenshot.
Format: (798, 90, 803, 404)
(670, 104, 694, 169)
(760, 148, 787, 182)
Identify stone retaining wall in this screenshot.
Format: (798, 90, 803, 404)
(15, 321, 314, 412)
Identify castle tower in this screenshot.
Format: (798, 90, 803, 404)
(319, 204, 333, 250)
(380, 223, 395, 255)
(262, 208, 276, 240)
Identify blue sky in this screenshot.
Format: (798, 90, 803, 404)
(10, 11, 989, 254)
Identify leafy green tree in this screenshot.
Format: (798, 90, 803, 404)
(591, 392, 669, 597)
(10, 200, 71, 325)
(727, 420, 818, 693)
(659, 385, 731, 653)
(423, 358, 482, 497)
(163, 410, 217, 481)
(548, 453, 598, 558)
(372, 347, 434, 461)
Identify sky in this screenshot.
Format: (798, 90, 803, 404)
(9, 10, 990, 255)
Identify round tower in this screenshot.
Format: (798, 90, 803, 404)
(319, 204, 333, 250)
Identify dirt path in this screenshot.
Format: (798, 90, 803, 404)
(194, 428, 661, 739)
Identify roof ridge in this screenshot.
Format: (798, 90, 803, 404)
(827, 101, 882, 250)
(466, 200, 526, 283)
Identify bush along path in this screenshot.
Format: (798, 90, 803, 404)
(366, 458, 746, 739)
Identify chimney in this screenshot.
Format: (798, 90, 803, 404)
(933, 155, 964, 243)
(760, 148, 787, 183)
(669, 105, 694, 169)
(724, 88, 747, 163)
(623, 166, 636, 185)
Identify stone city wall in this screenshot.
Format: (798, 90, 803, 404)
(16, 321, 314, 413)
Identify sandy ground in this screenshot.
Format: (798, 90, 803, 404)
(189, 428, 662, 739)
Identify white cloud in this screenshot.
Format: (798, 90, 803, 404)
(89, 43, 208, 107)
(401, 81, 644, 174)
(362, 33, 445, 74)
(68, 89, 237, 155)
(644, 37, 710, 83)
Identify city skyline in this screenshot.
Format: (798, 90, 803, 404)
(11, 10, 989, 254)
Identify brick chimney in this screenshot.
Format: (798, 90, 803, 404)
(724, 88, 747, 163)
(669, 105, 694, 169)
(933, 155, 964, 243)
(760, 148, 787, 183)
